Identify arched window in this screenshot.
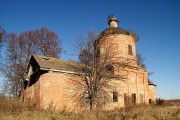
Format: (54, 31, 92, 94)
(128, 45, 133, 55)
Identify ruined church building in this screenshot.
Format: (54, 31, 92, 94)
(24, 16, 156, 110)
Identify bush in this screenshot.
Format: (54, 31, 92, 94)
(156, 98, 165, 105)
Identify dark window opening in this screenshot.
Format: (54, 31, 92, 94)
(149, 99, 152, 104)
(128, 45, 133, 55)
(132, 93, 136, 105)
(113, 92, 118, 102)
(106, 65, 114, 74)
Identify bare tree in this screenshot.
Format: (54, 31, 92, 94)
(1, 33, 20, 97)
(128, 30, 139, 43)
(69, 30, 125, 111)
(136, 53, 154, 77)
(0, 27, 62, 98)
(136, 53, 146, 69)
(0, 25, 6, 49)
(35, 27, 62, 57)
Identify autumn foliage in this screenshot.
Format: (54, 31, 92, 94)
(0, 27, 62, 97)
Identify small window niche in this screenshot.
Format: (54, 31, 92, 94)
(140, 94, 144, 104)
(113, 92, 118, 102)
(128, 45, 133, 55)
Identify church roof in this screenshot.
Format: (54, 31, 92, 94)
(96, 27, 129, 41)
(30, 54, 76, 72)
(29, 54, 123, 79)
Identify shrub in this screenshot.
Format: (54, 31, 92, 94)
(156, 98, 165, 105)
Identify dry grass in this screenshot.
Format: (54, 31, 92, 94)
(0, 98, 180, 120)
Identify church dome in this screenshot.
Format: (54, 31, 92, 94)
(96, 27, 129, 41)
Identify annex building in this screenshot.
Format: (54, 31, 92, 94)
(24, 16, 156, 111)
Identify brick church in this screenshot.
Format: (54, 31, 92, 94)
(24, 16, 156, 110)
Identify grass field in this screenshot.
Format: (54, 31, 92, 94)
(0, 98, 180, 120)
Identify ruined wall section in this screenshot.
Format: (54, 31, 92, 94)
(104, 79, 125, 110)
(118, 67, 149, 105)
(24, 77, 40, 107)
(148, 85, 156, 103)
(39, 71, 81, 111)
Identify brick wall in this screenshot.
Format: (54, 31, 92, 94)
(24, 76, 40, 107)
(24, 33, 156, 110)
(97, 33, 155, 106)
(97, 34, 136, 61)
(148, 85, 156, 103)
(24, 69, 155, 110)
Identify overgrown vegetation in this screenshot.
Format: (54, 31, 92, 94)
(0, 98, 179, 120)
(156, 98, 165, 105)
(128, 30, 139, 43)
(136, 53, 146, 69)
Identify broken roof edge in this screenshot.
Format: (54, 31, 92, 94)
(148, 79, 157, 86)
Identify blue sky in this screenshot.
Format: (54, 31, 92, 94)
(0, 0, 180, 99)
